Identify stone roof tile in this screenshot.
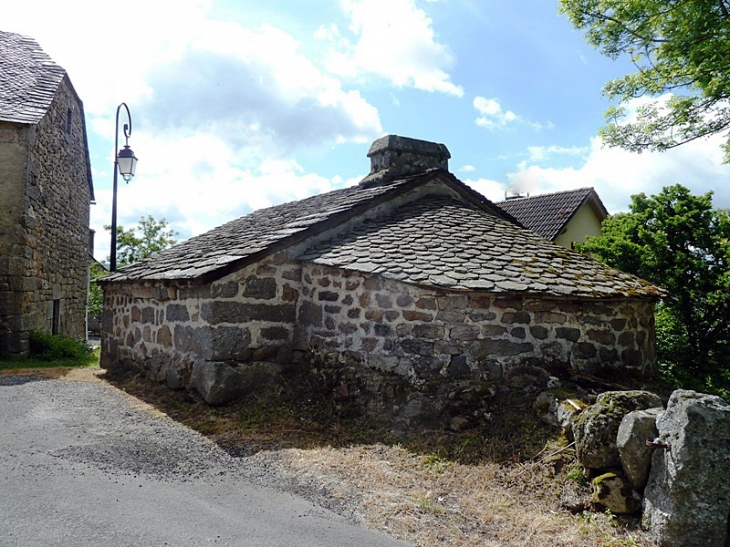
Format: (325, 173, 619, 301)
(303, 195, 661, 299)
(0, 31, 66, 124)
(100, 174, 432, 283)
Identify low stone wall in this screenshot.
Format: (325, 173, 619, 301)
(101, 252, 301, 384)
(295, 264, 657, 384)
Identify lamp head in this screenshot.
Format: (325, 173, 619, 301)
(117, 145, 138, 183)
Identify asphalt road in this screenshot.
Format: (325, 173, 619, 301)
(0, 374, 408, 547)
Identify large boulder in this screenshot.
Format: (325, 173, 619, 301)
(617, 407, 662, 490)
(573, 390, 663, 469)
(643, 390, 730, 547)
(191, 360, 281, 405)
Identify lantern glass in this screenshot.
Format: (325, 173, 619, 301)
(117, 145, 138, 182)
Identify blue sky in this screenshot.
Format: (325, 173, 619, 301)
(5, 0, 730, 261)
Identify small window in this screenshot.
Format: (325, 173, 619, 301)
(65, 106, 74, 141)
(52, 299, 61, 335)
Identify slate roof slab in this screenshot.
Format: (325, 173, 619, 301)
(497, 187, 608, 241)
(101, 167, 661, 299)
(0, 30, 66, 124)
(302, 194, 660, 299)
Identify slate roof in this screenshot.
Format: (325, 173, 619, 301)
(100, 170, 472, 284)
(101, 170, 661, 299)
(0, 30, 66, 124)
(497, 188, 608, 241)
(300, 194, 660, 299)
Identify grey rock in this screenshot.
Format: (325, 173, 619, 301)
(191, 359, 281, 405)
(642, 390, 730, 547)
(533, 390, 587, 437)
(592, 472, 643, 514)
(617, 408, 661, 490)
(573, 390, 663, 469)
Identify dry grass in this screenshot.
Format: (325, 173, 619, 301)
(97, 372, 654, 547)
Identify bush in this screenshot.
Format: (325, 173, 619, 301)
(28, 330, 92, 361)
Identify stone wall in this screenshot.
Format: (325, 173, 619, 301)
(101, 253, 302, 384)
(0, 78, 92, 354)
(295, 263, 657, 383)
(101, 252, 656, 393)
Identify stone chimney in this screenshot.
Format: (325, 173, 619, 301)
(365, 135, 450, 180)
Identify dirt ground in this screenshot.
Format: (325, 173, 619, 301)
(9, 366, 654, 546)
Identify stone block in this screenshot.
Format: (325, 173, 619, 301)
(617, 408, 661, 490)
(243, 277, 276, 299)
(415, 297, 437, 310)
(573, 390, 663, 469)
(400, 338, 433, 356)
(166, 303, 190, 323)
(530, 325, 549, 340)
(318, 291, 339, 302)
(501, 311, 530, 324)
(493, 298, 523, 310)
(643, 390, 730, 547)
(298, 300, 322, 327)
(212, 280, 239, 298)
(471, 339, 533, 358)
(450, 324, 480, 341)
(555, 327, 580, 342)
(592, 472, 642, 514)
(587, 329, 616, 345)
(191, 359, 280, 405)
(402, 310, 434, 322)
(412, 324, 445, 340)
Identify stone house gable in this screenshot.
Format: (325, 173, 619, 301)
(99, 136, 662, 417)
(0, 31, 94, 354)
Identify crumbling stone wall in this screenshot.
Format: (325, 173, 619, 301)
(101, 253, 302, 383)
(295, 263, 657, 383)
(101, 255, 657, 404)
(0, 78, 91, 354)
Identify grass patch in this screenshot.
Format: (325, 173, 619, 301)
(0, 331, 98, 372)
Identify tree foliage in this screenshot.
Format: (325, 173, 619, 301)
(559, 0, 730, 161)
(104, 215, 179, 267)
(577, 185, 730, 391)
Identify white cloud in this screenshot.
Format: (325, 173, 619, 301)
(463, 177, 509, 203)
(321, 0, 463, 96)
(503, 134, 730, 214)
(473, 96, 552, 131)
(460, 164, 476, 172)
(526, 145, 588, 162)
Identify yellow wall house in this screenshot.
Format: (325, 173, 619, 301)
(497, 188, 608, 249)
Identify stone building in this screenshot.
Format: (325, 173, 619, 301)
(99, 135, 661, 417)
(498, 187, 608, 250)
(0, 31, 94, 355)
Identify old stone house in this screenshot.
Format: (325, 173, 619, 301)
(0, 31, 94, 355)
(100, 135, 661, 419)
(498, 188, 608, 249)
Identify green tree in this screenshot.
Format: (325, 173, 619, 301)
(559, 0, 730, 161)
(104, 215, 179, 267)
(578, 185, 730, 392)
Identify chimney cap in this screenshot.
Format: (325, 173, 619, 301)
(364, 135, 450, 182)
(367, 135, 450, 161)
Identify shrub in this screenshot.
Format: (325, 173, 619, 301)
(28, 330, 92, 361)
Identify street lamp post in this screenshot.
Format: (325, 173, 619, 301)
(110, 103, 138, 272)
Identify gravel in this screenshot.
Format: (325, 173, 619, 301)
(0, 374, 406, 547)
